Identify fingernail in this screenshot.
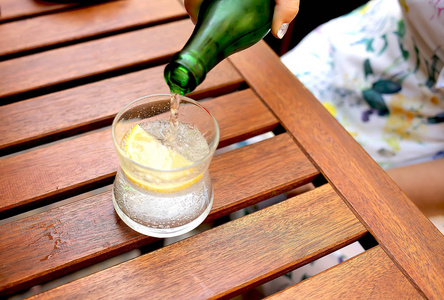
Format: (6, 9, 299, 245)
(277, 23, 289, 39)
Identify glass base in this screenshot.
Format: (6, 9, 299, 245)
(112, 192, 213, 238)
(112, 168, 213, 238)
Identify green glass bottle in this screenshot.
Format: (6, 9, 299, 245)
(164, 0, 274, 95)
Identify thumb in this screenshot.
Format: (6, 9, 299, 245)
(271, 0, 300, 39)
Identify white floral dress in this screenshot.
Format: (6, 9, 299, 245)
(282, 0, 444, 169)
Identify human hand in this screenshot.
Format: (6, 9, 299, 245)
(184, 0, 299, 39)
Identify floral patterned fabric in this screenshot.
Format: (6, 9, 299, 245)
(282, 0, 444, 169)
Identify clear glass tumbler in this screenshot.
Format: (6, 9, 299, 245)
(112, 94, 219, 237)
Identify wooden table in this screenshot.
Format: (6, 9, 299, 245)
(0, 1, 443, 299)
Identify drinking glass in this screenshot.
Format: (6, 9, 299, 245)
(112, 94, 219, 237)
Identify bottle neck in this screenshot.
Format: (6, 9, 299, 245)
(165, 0, 274, 94)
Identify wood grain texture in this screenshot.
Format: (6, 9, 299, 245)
(28, 185, 367, 299)
(229, 41, 444, 299)
(0, 133, 319, 295)
(0, 96, 279, 218)
(209, 133, 317, 219)
(0, 61, 243, 154)
(0, 18, 194, 100)
(206, 89, 279, 148)
(267, 246, 423, 299)
(0, 0, 186, 57)
(0, 0, 76, 22)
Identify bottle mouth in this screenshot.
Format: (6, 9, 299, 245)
(164, 52, 206, 95)
(164, 63, 197, 95)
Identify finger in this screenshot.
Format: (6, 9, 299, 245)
(184, 0, 202, 24)
(272, 0, 300, 39)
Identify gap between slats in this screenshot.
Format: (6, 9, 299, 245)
(0, 18, 194, 103)
(0, 90, 279, 219)
(230, 40, 444, 300)
(0, 0, 188, 60)
(25, 184, 367, 299)
(0, 0, 78, 23)
(0, 60, 244, 156)
(0, 0, 129, 23)
(266, 246, 422, 299)
(0, 133, 320, 296)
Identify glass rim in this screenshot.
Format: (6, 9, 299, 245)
(112, 94, 220, 172)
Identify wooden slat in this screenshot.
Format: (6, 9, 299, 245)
(0, 89, 280, 218)
(0, 0, 186, 57)
(268, 246, 422, 299)
(203, 89, 279, 149)
(22, 185, 366, 299)
(209, 133, 317, 219)
(0, 0, 76, 22)
(0, 133, 320, 295)
(229, 41, 444, 298)
(0, 18, 194, 100)
(0, 61, 243, 155)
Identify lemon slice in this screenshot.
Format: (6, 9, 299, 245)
(123, 124, 202, 193)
